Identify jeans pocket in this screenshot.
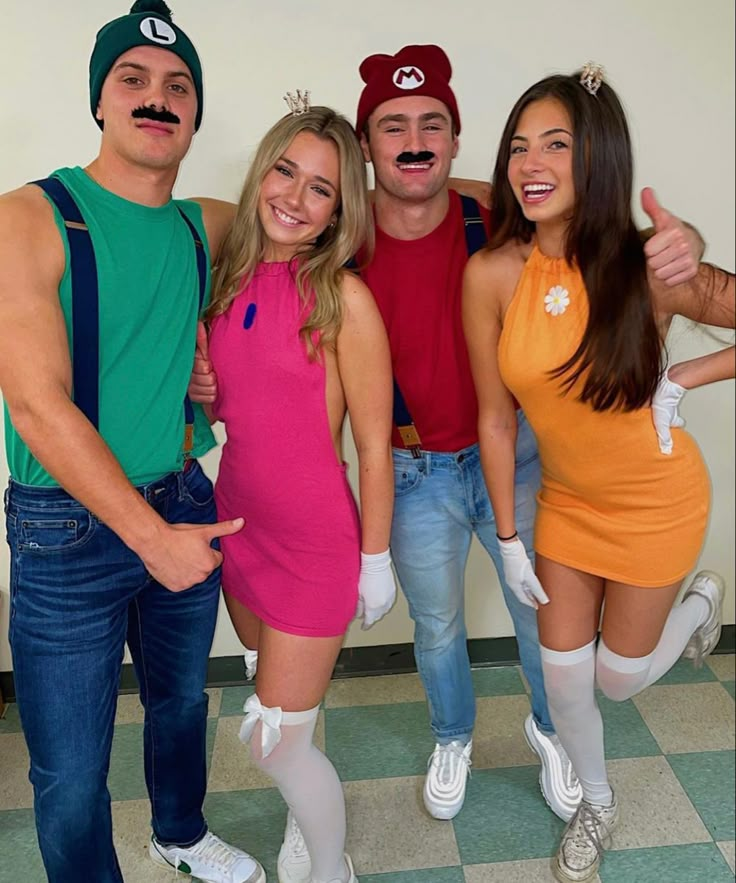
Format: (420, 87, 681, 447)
(181, 461, 215, 509)
(16, 510, 96, 553)
(393, 459, 425, 497)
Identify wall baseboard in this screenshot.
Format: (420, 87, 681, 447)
(2, 625, 734, 702)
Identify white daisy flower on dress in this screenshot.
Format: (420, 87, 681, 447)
(544, 285, 570, 316)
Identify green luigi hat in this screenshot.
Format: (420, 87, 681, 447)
(89, 0, 203, 130)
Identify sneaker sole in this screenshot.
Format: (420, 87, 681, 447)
(523, 717, 581, 822)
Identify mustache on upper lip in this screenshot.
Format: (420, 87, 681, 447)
(396, 151, 435, 164)
(131, 106, 181, 125)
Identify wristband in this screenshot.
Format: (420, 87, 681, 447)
(496, 530, 518, 542)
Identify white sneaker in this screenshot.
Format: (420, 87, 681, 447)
(552, 793, 619, 883)
(150, 831, 265, 883)
(278, 811, 311, 882)
(423, 739, 472, 820)
(315, 853, 357, 883)
(524, 714, 582, 822)
(681, 571, 726, 668)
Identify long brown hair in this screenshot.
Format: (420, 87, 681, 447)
(207, 107, 374, 356)
(489, 72, 661, 411)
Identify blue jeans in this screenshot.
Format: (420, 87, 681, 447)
(5, 461, 220, 883)
(390, 411, 553, 745)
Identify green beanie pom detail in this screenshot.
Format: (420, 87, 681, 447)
(129, 0, 174, 17)
(89, 1, 203, 131)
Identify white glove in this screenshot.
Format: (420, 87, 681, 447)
(498, 537, 549, 609)
(356, 550, 397, 630)
(651, 371, 686, 455)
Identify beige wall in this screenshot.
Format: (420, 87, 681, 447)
(1, 0, 734, 670)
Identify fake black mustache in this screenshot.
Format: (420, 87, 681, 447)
(396, 151, 435, 164)
(131, 105, 181, 125)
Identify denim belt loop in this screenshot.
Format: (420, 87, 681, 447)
(424, 452, 432, 477)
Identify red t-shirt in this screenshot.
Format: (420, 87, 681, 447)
(360, 190, 490, 452)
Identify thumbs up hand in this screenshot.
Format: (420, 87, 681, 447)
(641, 187, 703, 287)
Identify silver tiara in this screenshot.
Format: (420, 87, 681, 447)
(579, 62, 604, 96)
(283, 90, 311, 115)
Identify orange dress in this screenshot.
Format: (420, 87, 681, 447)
(498, 246, 710, 588)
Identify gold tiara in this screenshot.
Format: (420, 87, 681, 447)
(579, 62, 604, 96)
(283, 90, 311, 115)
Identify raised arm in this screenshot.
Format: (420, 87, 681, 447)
(0, 187, 241, 590)
(337, 272, 396, 627)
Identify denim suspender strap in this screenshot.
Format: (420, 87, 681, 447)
(31, 178, 207, 455)
(176, 207, 207, 454)
(459, 195, 488, 257)
(32, 177, 101, 430)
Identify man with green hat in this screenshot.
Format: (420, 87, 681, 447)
(0, 2, 263, 881)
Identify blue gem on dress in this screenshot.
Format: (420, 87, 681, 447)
(544, 285, 570, 316)
(243, 302, 257, 329)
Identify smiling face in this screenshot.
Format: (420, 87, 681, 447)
(507, 97, 575, 228)
(95, 44, 198, 171)
(257, 130, 341, 262)
(361, 95, 458, 203)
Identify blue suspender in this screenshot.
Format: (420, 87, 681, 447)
(460, 195, 488, 257)
(175, 209, 207, 453)
(351, 196, 489, 457)
(33, 177, 101, 430)
(32, 177, 207, 454)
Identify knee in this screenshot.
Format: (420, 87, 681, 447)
(240, 696, 319, 777)
(33, 764, 109, 835)
(595, 661, 648, 702)
(595, 640, 652, 702)
(413, 611, 465, 652)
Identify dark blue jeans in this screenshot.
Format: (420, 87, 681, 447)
(5, 461, 221, 883)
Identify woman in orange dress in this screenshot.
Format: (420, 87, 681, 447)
(463, 64, 734, 883)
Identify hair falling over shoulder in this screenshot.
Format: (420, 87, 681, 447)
(488, 71, 661, 412)
(206, 107, 374, 357)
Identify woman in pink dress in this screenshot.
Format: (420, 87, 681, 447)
(201, 103, 395, 883)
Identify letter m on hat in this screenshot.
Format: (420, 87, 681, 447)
(393, 65, 425, 90)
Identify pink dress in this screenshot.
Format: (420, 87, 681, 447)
(209, 262, 361, 637)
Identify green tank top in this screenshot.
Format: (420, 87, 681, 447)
(4, 166, 216, 487)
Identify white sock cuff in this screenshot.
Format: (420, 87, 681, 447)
(540, 637, 597, 666)
(281, 704, 321, 727)
(597, 638, 655, 674)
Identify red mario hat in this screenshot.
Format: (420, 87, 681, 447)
(356, 44, 461, 135)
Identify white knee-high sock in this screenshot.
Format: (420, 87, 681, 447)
(244, 698, 348, 883)
(541, 639, 613, 806)
(596, 593, 709, 701)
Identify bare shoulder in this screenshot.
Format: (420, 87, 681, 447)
(464, 240, 529, 310)
(190, 197, 236, 262)
(0, 184, 65, 289)
(339, 269, 379, 314)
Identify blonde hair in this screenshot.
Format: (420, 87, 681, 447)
(207, 107, 374, 355)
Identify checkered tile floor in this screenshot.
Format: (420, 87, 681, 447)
(1, 655, 734, 882)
